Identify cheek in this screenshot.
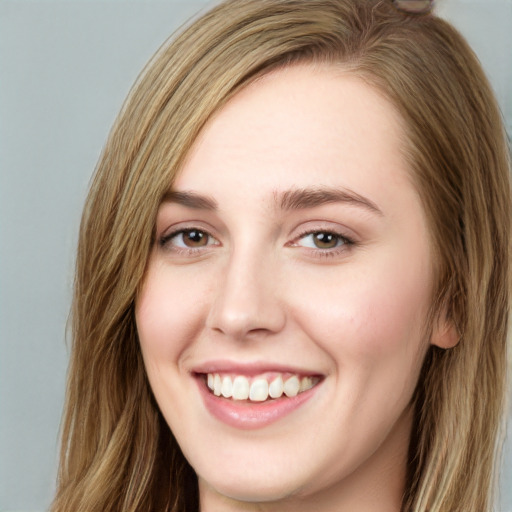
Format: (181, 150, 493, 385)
(290, 249, 432, 371)
(135, 262, 208, 367)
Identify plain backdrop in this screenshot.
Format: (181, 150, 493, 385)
(1, 1, 511, 511)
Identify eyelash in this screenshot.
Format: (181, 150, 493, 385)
(158, 227, 355, 258)
(291, 229, 355, 258)
(159, 228, 219, 255)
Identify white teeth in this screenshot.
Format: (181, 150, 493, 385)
(213, 374, 222, 396)
(232, 376, 250, 400)
(221, 376, 233, 398)
(206, 372, 318, 401)
(268, 376, 284, 398)
(249, 378, 269, 402)
(283, 376, 300, 397)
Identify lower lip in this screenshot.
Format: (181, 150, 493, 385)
(196, 377, 320, 430)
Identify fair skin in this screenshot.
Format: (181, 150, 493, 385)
(136, 64, 455, 512)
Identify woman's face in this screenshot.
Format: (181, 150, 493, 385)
(136, 64, 451, 510)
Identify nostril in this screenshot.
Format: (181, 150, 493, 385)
(207, 294, 286, 340)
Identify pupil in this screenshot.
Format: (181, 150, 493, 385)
(314, 232, 337, 248)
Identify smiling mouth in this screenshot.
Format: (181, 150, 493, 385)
(203, 372, 321, 402)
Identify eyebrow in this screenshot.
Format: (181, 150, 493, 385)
(161, 190, 218, 210)
(162, 186, 382, 216)
(277, 187, 383, 215)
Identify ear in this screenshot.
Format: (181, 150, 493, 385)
(430, 312, 459, 349)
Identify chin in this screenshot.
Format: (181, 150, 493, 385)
(198, 470, 304, 504)
(191, 442, 346, 507)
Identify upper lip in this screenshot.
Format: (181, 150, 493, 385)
(191, 360, 322, 377)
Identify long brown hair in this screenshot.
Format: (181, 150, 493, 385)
(52, 1, 511, 510)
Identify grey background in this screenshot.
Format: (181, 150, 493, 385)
(0, 1, 511, 511)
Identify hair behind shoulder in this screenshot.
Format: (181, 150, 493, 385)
(52, 1, 511, 511)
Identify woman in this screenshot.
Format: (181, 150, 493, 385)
(51, 0, 511, 511)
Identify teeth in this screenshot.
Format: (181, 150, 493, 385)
(300, 376, 314, 392)
(249, 378, 269, 401)
(232, 376, 250, 400)
(283, 376, 300, 397)
(213, 374, 222, 396)
(268, 376, 284, 398)
(206, 372, 318, 401)
(221, 376, 233, 398)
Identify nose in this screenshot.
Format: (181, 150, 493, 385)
(206, 249, 286, 341)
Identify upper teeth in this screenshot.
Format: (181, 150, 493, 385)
(206, 373, 317, 401)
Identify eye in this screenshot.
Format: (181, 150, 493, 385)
(160, 228, 218, 250)
(296, 231, 351, 250)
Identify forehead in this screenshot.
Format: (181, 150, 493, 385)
(173, 63, 413, 215)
